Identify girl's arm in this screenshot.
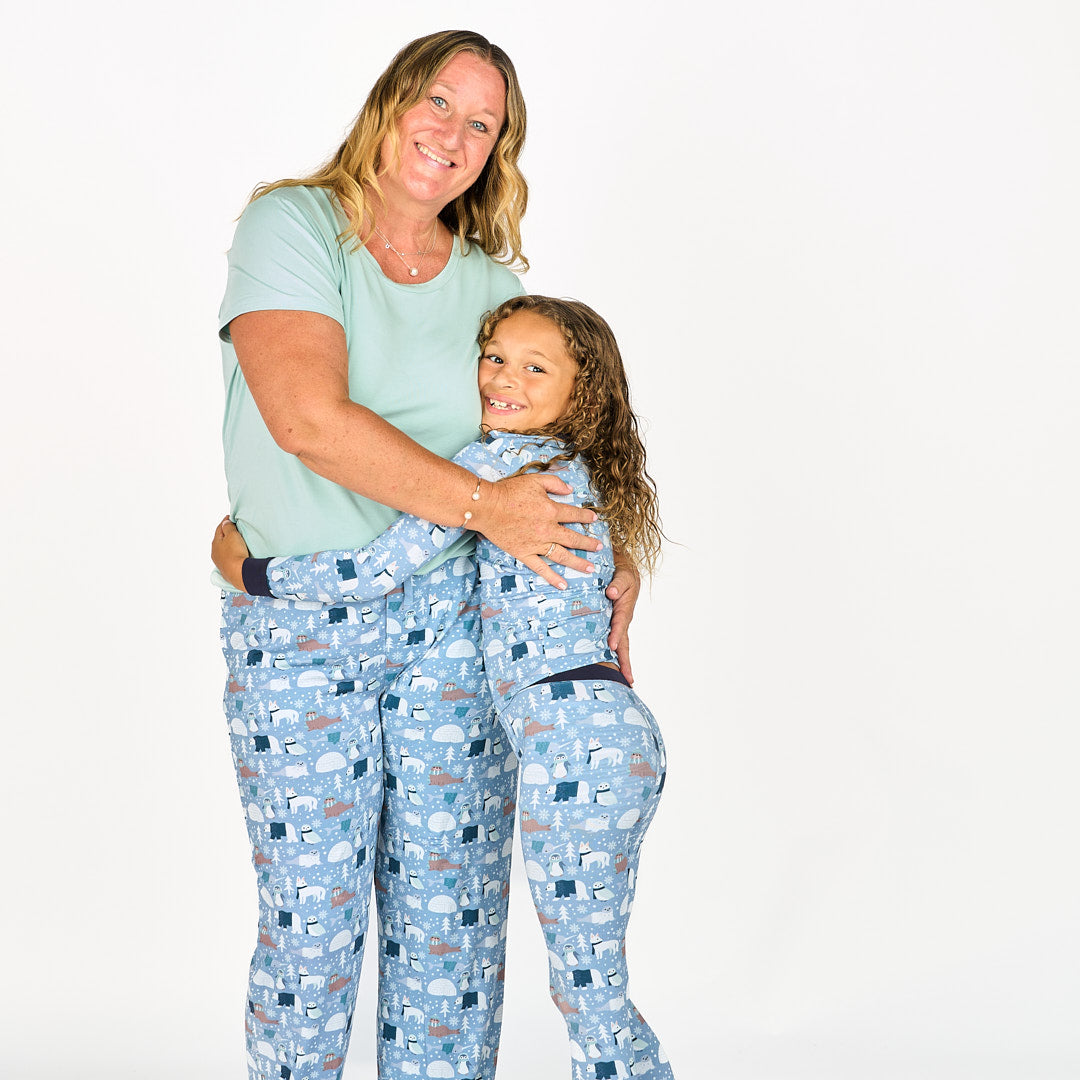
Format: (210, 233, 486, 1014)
(212, 441, 508, 604)
(213, 512, 461, 603)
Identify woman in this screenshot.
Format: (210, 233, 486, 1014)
(217, 30, 639, 1080)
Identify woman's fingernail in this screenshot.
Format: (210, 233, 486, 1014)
(609, 588, 619, 598)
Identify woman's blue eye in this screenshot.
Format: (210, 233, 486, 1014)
(470, 120, 488, 133)
(431, 96, 447, 109)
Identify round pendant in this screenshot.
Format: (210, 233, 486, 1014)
(409, 268, 419, 277)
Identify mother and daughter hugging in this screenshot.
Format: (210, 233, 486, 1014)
(213, 29, 675, 1080)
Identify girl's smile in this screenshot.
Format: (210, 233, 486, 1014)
(478, 311, 577, 431)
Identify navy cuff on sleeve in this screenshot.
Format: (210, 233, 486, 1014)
(242, 557, 273, 597)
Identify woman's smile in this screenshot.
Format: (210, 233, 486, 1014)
(415, 142, 454, 168)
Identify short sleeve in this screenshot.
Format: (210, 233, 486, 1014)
(218, 188, 345, 342)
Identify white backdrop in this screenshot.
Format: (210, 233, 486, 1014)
(3, 2, 1077, 1077)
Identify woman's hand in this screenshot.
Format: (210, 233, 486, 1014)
(606, 555, 641, 684)
(471, 473, 602, 590)
(212, 517, 251, 592)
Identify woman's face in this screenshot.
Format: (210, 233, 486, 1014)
(478, 311, 578, 432)
(380, 52, 507, 212)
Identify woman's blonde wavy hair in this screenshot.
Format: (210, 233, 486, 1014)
(478, 296, 663, 575)
(251, 30, 529, 270)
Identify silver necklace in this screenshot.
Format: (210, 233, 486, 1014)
(373, 221, 439, 278)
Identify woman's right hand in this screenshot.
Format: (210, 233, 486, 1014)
(212, 517, 252, 592)
(472, 473, 601, 589)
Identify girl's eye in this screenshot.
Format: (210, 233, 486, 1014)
(481, 353, 503, 365)
(431, 96, 448, 109)
(526, 364, 546, 374)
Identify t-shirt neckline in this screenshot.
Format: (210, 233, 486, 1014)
(355, 234, 462, 292)
(322, 189, 463, 293)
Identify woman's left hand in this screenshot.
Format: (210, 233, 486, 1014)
(212, 517, 251, 592)
(606, 557, 641, 685)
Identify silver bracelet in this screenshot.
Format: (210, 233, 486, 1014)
(462, 479, 482, 526)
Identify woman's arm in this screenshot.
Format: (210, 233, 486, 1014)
(606, 558, 641, 685)
(230, 310, 598, 587)
(213, 441, 515, 604)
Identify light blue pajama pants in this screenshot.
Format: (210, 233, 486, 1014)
(499, 677, 674, 1079)
(220, 563, 518, 1080)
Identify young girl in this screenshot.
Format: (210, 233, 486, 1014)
(214, 296, 673, 1079)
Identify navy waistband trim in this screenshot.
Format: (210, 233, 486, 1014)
(532, 663, 629, 689)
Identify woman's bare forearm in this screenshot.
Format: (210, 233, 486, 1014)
(292, 397, 481, 527)
(290, 400, 599, 567)
(231, 311, 479, 525)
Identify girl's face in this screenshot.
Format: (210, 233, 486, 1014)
(478, 311, 577, 431)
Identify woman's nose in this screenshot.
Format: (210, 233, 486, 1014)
(429, 113, 461, 150)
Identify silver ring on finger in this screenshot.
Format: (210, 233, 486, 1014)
(545, 543, 556, 559)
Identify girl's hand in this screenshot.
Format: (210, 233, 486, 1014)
(471, 473, 602, 590)
(212, 517, 250, 592)
(606, 557, 641, 685)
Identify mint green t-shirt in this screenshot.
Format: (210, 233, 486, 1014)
(218, 185, 523, 569)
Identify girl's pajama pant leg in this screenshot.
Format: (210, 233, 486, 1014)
(501, 679, 674, 1079)
(221, 563, 518, 1080)
(375, 566, 517, 1080)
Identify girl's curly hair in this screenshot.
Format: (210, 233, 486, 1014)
(477, 295, 663, 574)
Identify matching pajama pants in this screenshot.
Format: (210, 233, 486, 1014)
(221, 562, 518, 1080)
(499, 678, 674, 1080)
